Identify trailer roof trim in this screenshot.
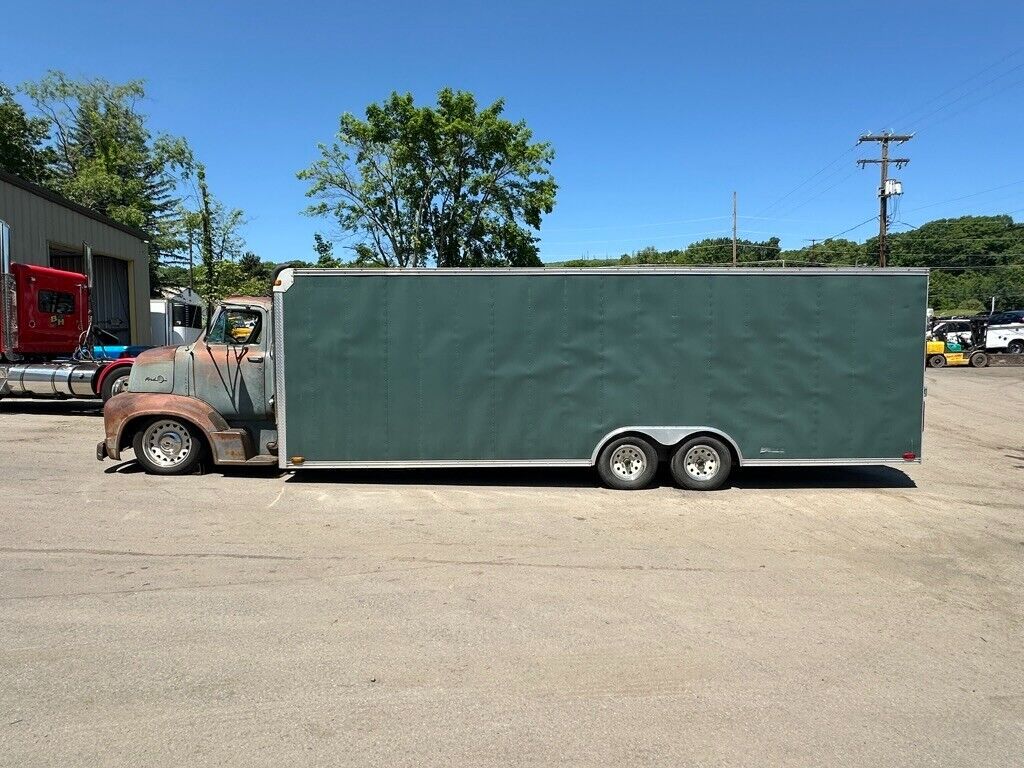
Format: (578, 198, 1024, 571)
(287, 266, 930, 277)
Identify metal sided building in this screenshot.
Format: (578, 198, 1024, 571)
(0, 171, 151, 345)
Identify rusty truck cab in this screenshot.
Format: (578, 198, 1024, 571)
(98, 296, 278, 472)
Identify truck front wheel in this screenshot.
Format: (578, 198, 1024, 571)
(597, 436, 658, 490)
(670, 436, 732, 491)
(132, 417, 203, 475)
(1008, 339, 1024, 354)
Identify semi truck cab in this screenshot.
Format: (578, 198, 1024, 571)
(1, 218, 137, 403)
(98, 296, 278, 473)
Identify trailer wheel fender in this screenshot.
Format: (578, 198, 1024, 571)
(591, 427, 744, 467)
(95, 358, 134, 398)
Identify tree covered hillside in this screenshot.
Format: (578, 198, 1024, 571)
(554, 215, 1024, 313)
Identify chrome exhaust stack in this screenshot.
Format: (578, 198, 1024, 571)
(0, 219, 17, 360)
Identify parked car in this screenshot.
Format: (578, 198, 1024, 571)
(986, 309, 1024, 327)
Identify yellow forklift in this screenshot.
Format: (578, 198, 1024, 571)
(925, 318, 989, 368)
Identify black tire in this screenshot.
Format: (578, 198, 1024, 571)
(132, 416, 204, 475)
(969, 351, 989, 368)
(670, 436, 733, 491)
(1008, 339, 1024, 354)
(596, 436, 658, 490)
(927, 354, 946, 368)
(100, 369, 131, 402)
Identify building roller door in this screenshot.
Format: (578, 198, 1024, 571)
(50, 250, 132, 344)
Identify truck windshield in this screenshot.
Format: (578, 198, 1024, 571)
(206, 308, 262, 345)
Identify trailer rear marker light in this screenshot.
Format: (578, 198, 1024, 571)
(902, 452, 917, 461)
(291, 456, 305, 465)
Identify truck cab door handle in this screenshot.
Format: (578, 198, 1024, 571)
(248, 356, 264, 363)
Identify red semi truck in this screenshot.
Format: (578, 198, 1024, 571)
(0, 220, 137, 403)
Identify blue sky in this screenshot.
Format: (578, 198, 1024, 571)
(2, 0, 1023, 263)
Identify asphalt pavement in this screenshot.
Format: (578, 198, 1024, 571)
(1, 368, 1022, 766)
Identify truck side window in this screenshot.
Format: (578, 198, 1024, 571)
(206, 309, 261, 345)
(38, 290, 75, 315)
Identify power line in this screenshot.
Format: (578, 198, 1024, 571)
(888, 45, 1023, 125)
(813, 215, 880, 242)
(903, 58, 1024, 133)
(904, 180, 1024, 212)
(539, 229, 733, 246)
(540, 214, 730, 233)
(753, 144, 859, 217)
(915, 74, 1024, 134)
(770, 168, 861, 221)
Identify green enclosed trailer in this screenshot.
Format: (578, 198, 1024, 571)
(101, 267, 927, 489)
(272, 267, 927, 489)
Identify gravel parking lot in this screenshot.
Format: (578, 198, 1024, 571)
(2, 368, 1022, 767)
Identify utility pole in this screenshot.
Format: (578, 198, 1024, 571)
(732, 191, 738, 266)
(857, 133, 911, 267)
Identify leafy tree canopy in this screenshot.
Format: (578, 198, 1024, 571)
(299, 88, 557, 268)
(22, 72, 194, 251)
(0, 84, 55, 183)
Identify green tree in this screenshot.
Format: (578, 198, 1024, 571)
(22, 71, 194, 289)
(313, 232, 341, 268)
(783, 238, 865, 265)
(0, 84, 55, 183)
(194, 164, 248, 305)
(299, 88, 556, 267)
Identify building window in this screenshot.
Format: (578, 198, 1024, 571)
(38, 290, 75, 315)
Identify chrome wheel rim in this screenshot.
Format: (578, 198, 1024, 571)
(610, 444, 646, 481)
(684, 445, 720, 481)
(110, 375, 130, 396)
(143, 420, 192, 467)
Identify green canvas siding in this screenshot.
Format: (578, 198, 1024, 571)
(276, 269, 927, 466)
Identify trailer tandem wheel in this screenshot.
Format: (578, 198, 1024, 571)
(670, 436, 733, 491)
(596, 436, 658, 490)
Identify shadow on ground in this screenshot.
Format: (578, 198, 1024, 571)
(281, 464, 916, 491)
(102, 459, 915, 490)
(1, 399, 103, 417)
(284, 466, 604, 489)
(730, 465, 916, 490)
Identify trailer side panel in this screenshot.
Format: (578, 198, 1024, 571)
(277, 270, 927, 466)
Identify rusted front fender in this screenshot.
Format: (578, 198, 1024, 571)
(102, 393, 254, 464)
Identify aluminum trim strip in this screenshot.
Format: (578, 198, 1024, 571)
(285, 459, 593, 469)
(272, 291, 288, 470)
(288, 267, 929, 277)
(742, 458, 921, 467)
